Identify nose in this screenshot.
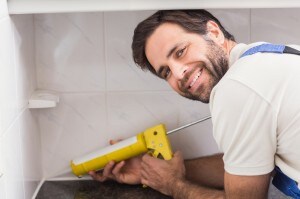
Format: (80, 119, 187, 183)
(169, 63, 188, 81)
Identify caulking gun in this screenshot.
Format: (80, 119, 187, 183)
(71, 115, 211, 177)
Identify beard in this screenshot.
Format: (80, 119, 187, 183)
(179, 39, 229, 103)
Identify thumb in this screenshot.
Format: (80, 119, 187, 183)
(173, 151, 183, 158)
(172, 151, 184, 163)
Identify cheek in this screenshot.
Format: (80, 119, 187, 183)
(168, 78, 180, 92)
(185, 49, 208, 64)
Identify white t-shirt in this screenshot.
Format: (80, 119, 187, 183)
(210, 42, 300, 183)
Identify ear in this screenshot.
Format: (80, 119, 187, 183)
(206, 20, 225, 45)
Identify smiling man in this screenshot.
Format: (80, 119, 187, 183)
(144, 22, 231, 103)
(90, 10, 300, 198)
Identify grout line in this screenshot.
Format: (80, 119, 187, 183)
(32, 14, 46, 179)
(249, 8, 252, 42)
(64, 90, 172, 94)
(0, 15, 9, 23)
(41, 90, 172, 95)
(1, 104, 27, 139)
(47, 176, 91, 181)
(11, 14, 19, 112)
(103, 11, 107, 92)
(17, 116, 27, 199)
(102, 12, 109, 126)
(32, 14, 39, 91)
(31, 178, 45, 199)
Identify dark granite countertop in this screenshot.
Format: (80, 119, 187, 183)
(36, 180, 172, 199)
(35, 179, 290, 199)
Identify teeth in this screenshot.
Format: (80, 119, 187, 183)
(189, 71, 201, 88)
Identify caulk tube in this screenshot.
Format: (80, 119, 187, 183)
(71, 133, 148, 177)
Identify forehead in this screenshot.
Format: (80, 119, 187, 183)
(145, 23, 187, 68)
(149, 22, 187, 41)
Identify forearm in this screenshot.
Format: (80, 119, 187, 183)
(172, 179, 225, 199)
(184, 153, 224, 189)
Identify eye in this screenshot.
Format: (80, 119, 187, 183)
(162, 68, 171, 80)
(176, 46, 186, 58)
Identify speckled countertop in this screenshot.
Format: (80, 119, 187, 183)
(36, 180, 172, 199)
(36, 180, 290, 199)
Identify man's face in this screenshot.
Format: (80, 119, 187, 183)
(145, 23, 229, 103)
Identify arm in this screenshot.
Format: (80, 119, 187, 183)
(224, 171, 271, 199)
(169, 171, 271, 199)
(185, 154, 224, 189)
(141, 151, 271, 199)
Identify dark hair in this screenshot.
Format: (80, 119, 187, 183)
(132, 10, 235, 76)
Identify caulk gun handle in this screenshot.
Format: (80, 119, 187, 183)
(143, 124, 173, 160)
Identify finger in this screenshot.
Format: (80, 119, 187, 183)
(141, 178, 149, 187)
(141, 173, 155, 190)
(141, 161, 152, 177)
(142, 153, 153, 163)
(141, 169, 149, 181)
(88, 170, 106, 182)
(102, 161, 115, 178)
(141, 158, 149, 170)
(112, 161, 125, 181)
(173, 150, 183, 158)
(172, 151, 184, 164)
(88, 170, 97, 179)
(109, 139, 122, 145)
(142, 153, 164, 167)
(90, 161, 115, 182)
(112, 161, 125, 175)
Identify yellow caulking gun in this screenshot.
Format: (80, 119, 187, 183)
(71, 116, 211, 177)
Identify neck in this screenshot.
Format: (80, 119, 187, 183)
(223, 39, 237, 56)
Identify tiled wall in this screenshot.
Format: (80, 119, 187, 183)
(33, 8, 300, 180)
(0, 0, 42, 198)
(251, 9, 300, 44)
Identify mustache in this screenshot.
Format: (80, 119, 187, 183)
(179, 67, 198, 92)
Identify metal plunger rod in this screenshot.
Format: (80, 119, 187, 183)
(167, 115, 212, 135)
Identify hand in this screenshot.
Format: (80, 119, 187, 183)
(89, 140, 142, 185)
(141, 151, 186, 196)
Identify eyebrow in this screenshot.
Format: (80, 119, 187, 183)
(166, 44, 180, 58)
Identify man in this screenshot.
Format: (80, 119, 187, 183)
(90, 10, 300, 198)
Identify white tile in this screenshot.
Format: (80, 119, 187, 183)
(107, 92, 218, 159)
(35, 12, 106, 92)
(0, 137, 6, 199)
(1, 121, 25, 199)
(11, 15, 37, 111)
(0, 175, 6, 199)
(105, 11, 171, 91)
(38, 93, 107, 178)
(19, 110, 42, 199)
(0, 103, 2, 138)
(209, 9, 251, 43)
(169, 119, 219, 159)
(251, 8, 300, 45)
(0, 0, 8, 19)
(0, 19, 18, 136)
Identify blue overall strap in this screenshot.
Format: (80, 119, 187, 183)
(273, 167, 300, 198)
(239, 43, 300, 198)
(240, 43, 300, 58)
